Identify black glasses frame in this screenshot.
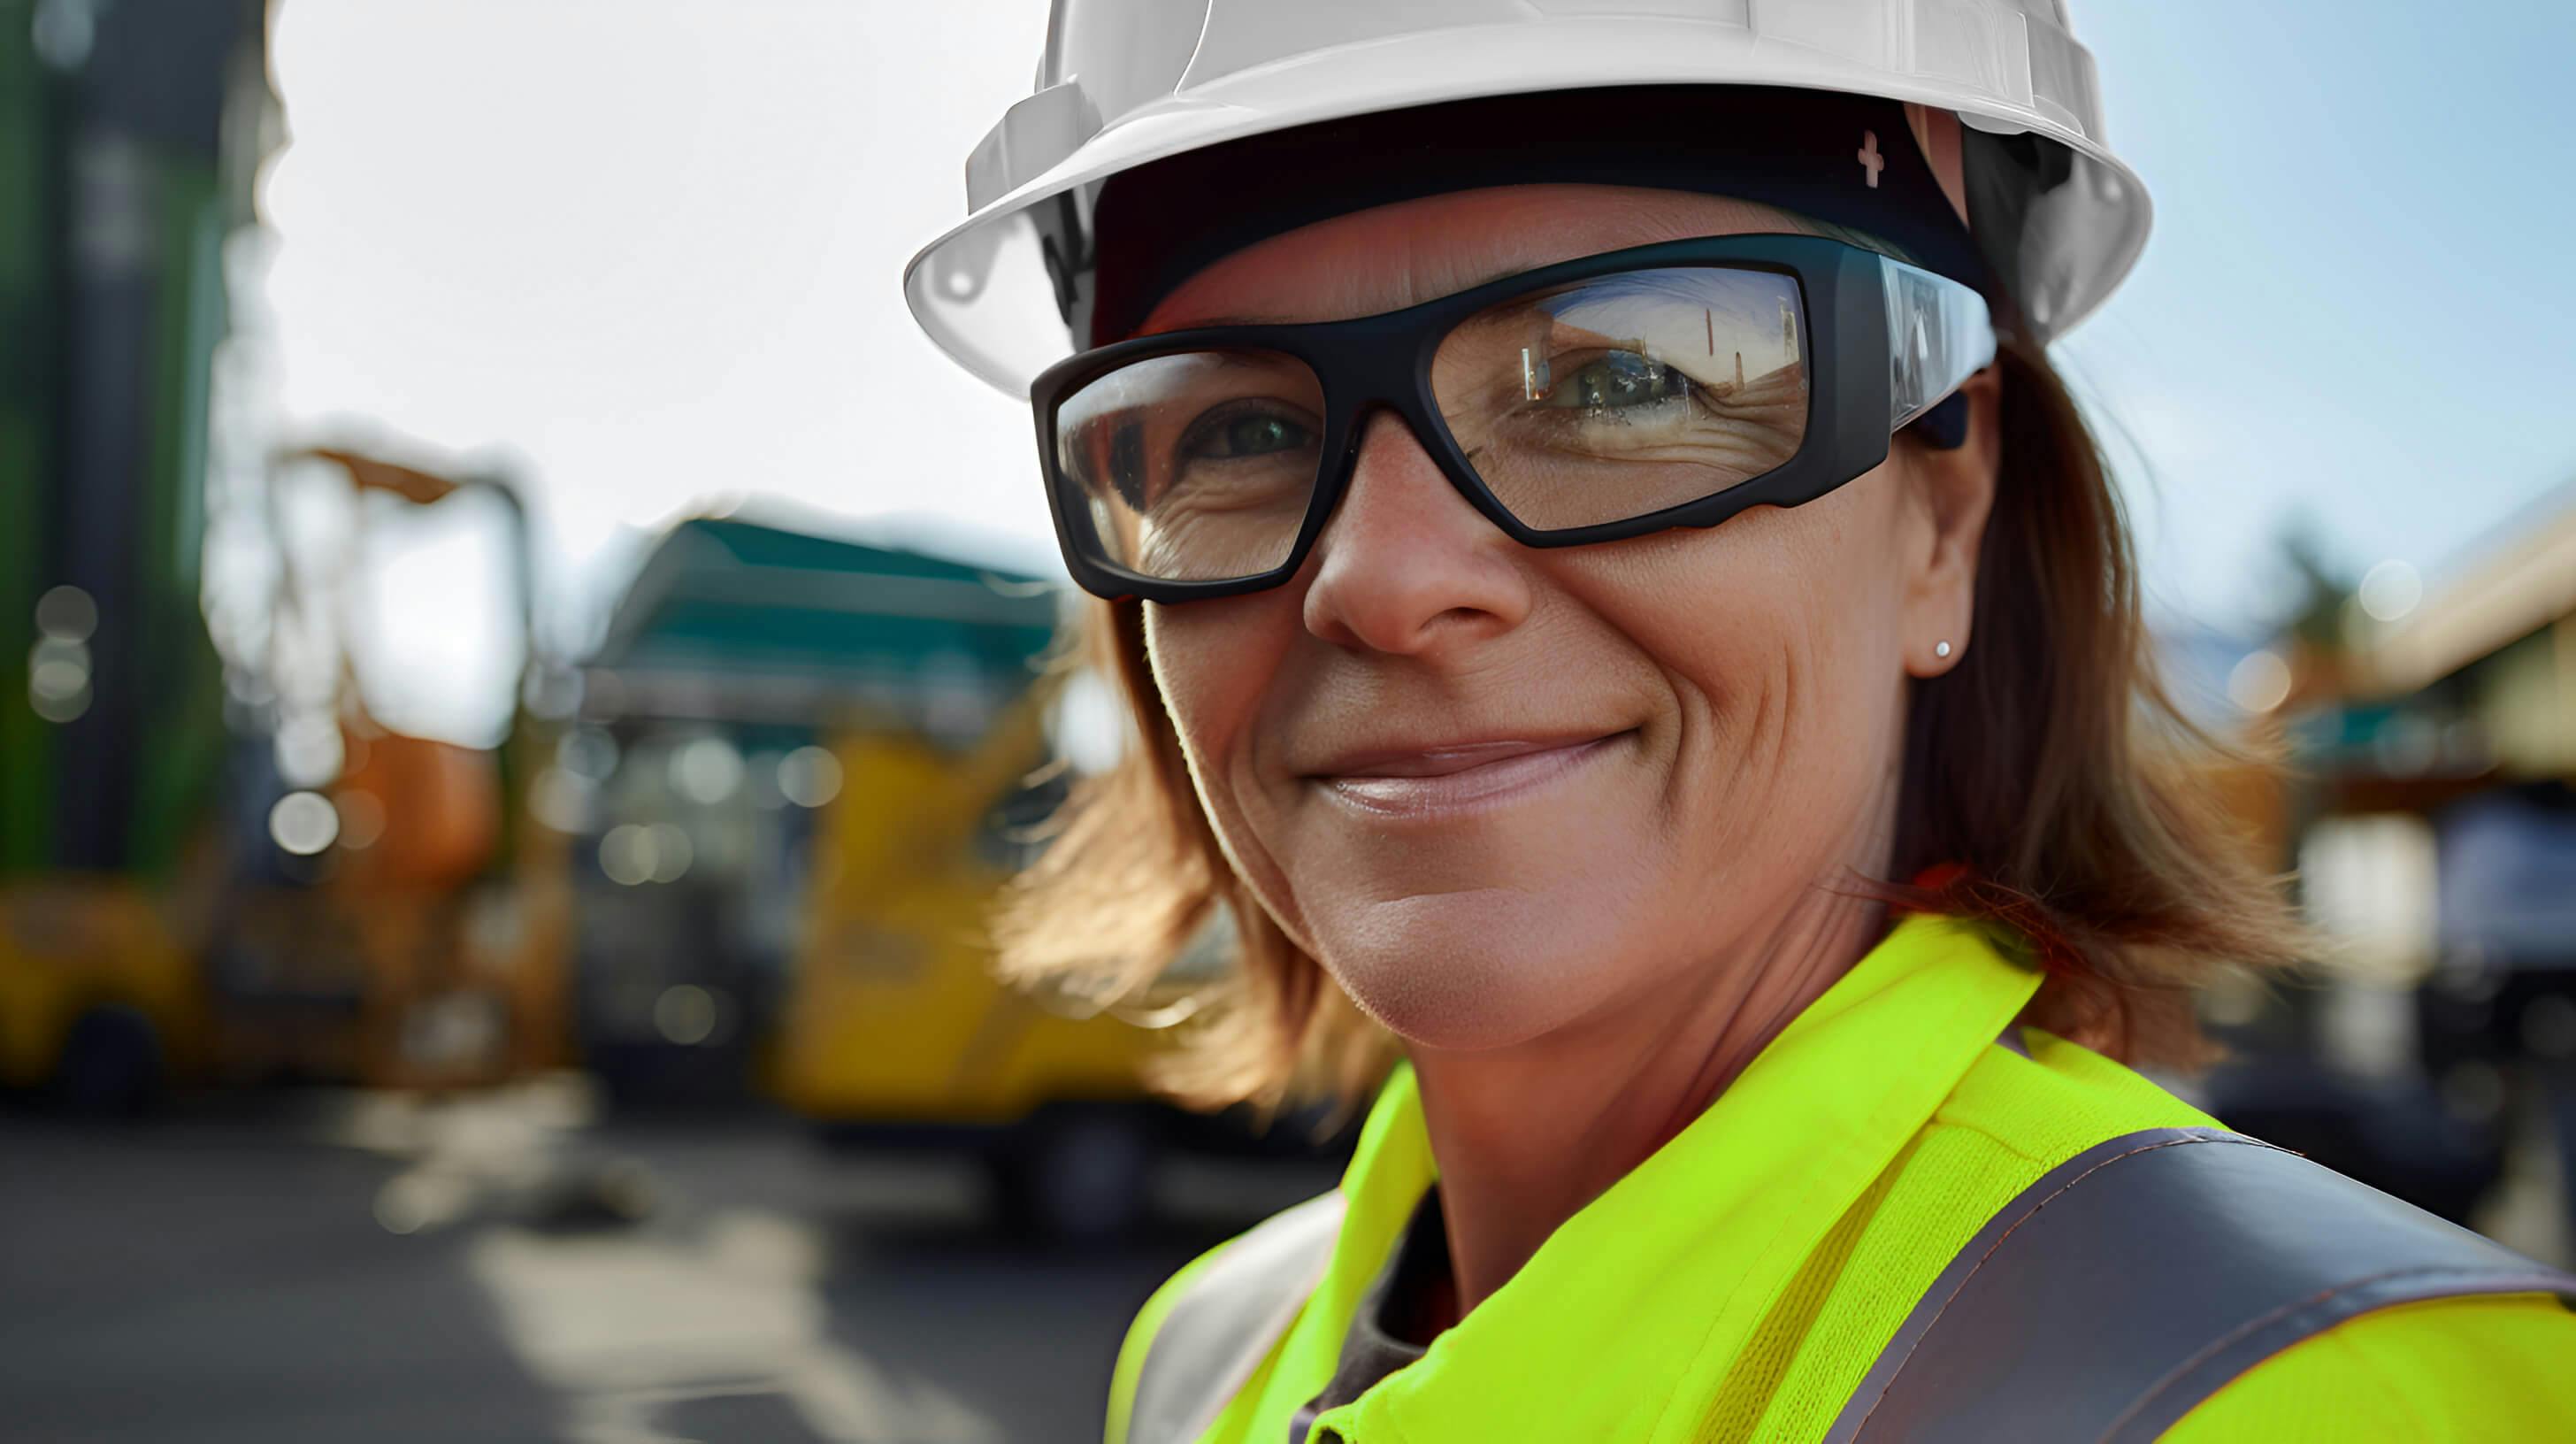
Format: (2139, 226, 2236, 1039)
(1030, 233, 1913, 604)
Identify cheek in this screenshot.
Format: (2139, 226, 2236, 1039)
(1145, 602, 1268, 775)
(1134, 471, 1920, 1054)
(1141, 595, 1303, 885)
(1584, 478, 1913, 851)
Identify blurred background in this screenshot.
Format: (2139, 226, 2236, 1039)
(2, 3, 2571, 1441)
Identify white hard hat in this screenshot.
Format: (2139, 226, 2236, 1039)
(905, 0, 2148, 396)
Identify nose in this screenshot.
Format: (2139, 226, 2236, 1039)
(1300, 411, 1532, 655)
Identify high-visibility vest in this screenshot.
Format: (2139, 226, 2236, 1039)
(1106, 919, 2576, 1443)
(1119, 1126, 2576, 1443)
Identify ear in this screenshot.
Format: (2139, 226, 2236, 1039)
(1898, 364, 2000, 679)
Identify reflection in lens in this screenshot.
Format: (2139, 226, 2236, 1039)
(1055, 349, 1323, 582)
(1433, 267, 1808, 531)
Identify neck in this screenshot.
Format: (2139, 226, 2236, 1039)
(1406, 880, 1891, 1323)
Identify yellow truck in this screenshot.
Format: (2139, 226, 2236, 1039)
(589, 516, 1310, 1236)
(767, 710, 1199, 1239)
(0, 875, 203, 1110)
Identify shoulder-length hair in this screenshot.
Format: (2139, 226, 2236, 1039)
(993, 335, 2307, 1110)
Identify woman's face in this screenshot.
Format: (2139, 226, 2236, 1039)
(1138, 184, 1995, 1053)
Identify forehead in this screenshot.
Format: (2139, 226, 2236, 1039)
(1138, 184, 1814, 334)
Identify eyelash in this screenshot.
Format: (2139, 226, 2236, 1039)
(1174, 397, 1310, 461)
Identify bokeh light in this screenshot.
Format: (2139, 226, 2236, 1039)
(2358, 559, 2425, 622)
(528, 766, 593, 833)
(671, 736, 744, 805)
(653, 984, 720, 1046)
(268, 791, 341, 856)
(27, 636, 92, 722)
(2225, 649, 2293, 713)
(34, 583, 97, 641)
(777, 746, 841, 809)
(598, 820, 695, 885)
(273, 713, 346, 788)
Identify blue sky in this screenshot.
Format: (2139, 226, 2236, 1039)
(2060, 1, 2576, 628)
(258, 3, 2576, 740)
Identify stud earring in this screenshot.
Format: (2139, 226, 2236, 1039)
(1934, 641, 1954, 659)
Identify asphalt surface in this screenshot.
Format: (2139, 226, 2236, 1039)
(0, 1087, 1339, 1444)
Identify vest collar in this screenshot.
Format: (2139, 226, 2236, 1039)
(1284, 915, 2042, 1444)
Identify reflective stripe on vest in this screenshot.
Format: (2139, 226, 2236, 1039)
(1122, 1129, 2576, 1443)
(1127, 1191, 1346, 1444)
(1826, 1126, 2576, 1442)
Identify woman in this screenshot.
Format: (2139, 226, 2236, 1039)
(905, 5, 2576, 1440)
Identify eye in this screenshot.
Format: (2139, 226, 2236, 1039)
(1181, 408, 1313, 460)
(1535, 350, 1694, 413)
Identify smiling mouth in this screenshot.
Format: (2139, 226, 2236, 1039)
(1311, 733, 1631, 818)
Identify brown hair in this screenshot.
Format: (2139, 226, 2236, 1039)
(994, 335, 2306, 1110)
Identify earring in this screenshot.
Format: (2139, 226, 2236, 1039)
(1934, 641, 1954, 659)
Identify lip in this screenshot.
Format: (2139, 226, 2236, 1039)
(1307, 733, 1629, 818)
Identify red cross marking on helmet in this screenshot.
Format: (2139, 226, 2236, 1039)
(1857, 130, 1884, 188)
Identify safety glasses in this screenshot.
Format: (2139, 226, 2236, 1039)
(1030, 234, 1995, 603)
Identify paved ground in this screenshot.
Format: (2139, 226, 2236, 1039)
(0, 1087, 1339, 1444)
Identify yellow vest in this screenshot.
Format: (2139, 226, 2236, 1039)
(1109, 916, 2576, 1441)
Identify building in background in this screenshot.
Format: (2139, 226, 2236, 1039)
(2300, 480, 2576, 1033)
(2334, 485, 2576, 1252)
(2206, 482, 2576, 1247)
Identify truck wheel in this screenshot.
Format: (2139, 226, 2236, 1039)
(990, 1104, 1157, 1243)
(52, 1006, 164, 1116)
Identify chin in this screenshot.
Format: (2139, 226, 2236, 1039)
(1308, 888, 1637, 1054)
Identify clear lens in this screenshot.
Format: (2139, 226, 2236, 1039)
(1054, 349, 1325, 582)
(1430, 267, 1809, 532)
